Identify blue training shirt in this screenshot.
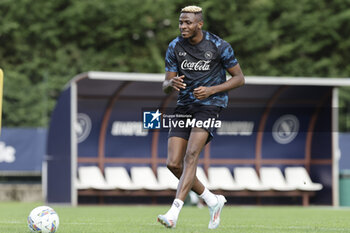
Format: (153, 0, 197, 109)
(165, 31, 238, 108)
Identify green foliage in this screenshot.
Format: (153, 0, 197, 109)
(1, 0, 350, 128)
(339, 87, 350, 131)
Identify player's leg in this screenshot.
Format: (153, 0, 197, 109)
(188, 105, 226, 229)
(165, 104, 207, 195)
(175, 127, 208, 201)
(177, 132, 226, 230)
(158, 106, 191, 228)
(158, 135, 206, 228)
(166, 132, 218, 208)
(158, 105, 225, 229)
(158, 129, 207, 228)
(166, 136, 206, 195)
(173, 128, 226, 229)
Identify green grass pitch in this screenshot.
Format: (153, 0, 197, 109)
(1, 202, 350, 233)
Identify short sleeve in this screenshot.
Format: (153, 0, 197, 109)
(220, 41, 238, 69)
(165, 42, 178, 72)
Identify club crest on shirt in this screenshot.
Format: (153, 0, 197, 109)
(204, 51, 213, 59)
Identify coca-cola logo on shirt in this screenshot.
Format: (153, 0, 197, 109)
(180, 60, 211, 71)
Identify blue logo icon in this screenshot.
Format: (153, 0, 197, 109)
(143, 109, 162, 129)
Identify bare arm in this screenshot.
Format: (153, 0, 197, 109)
(163, 71, 186, 94)
(193, 64, 245, 100)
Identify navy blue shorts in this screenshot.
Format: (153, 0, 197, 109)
(168, 104, 222, 144)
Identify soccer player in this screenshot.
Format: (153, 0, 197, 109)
(157, 5, 245, 229)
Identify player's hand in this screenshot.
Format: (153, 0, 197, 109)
(170, 75, 186, 91)
(193, 86, 213, 100)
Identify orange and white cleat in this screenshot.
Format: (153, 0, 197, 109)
(157, 215, 176, 228)
(208, 195, 227, 229)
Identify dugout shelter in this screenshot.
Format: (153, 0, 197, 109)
(45, 72, 350, 206)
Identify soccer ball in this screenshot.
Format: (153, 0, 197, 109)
(27, 206, 59, 233)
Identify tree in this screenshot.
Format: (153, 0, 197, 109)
(1, 0, 350, 129)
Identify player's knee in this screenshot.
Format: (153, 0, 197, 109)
(167, 162, 182, 177)
(184, 150, 198, 166)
